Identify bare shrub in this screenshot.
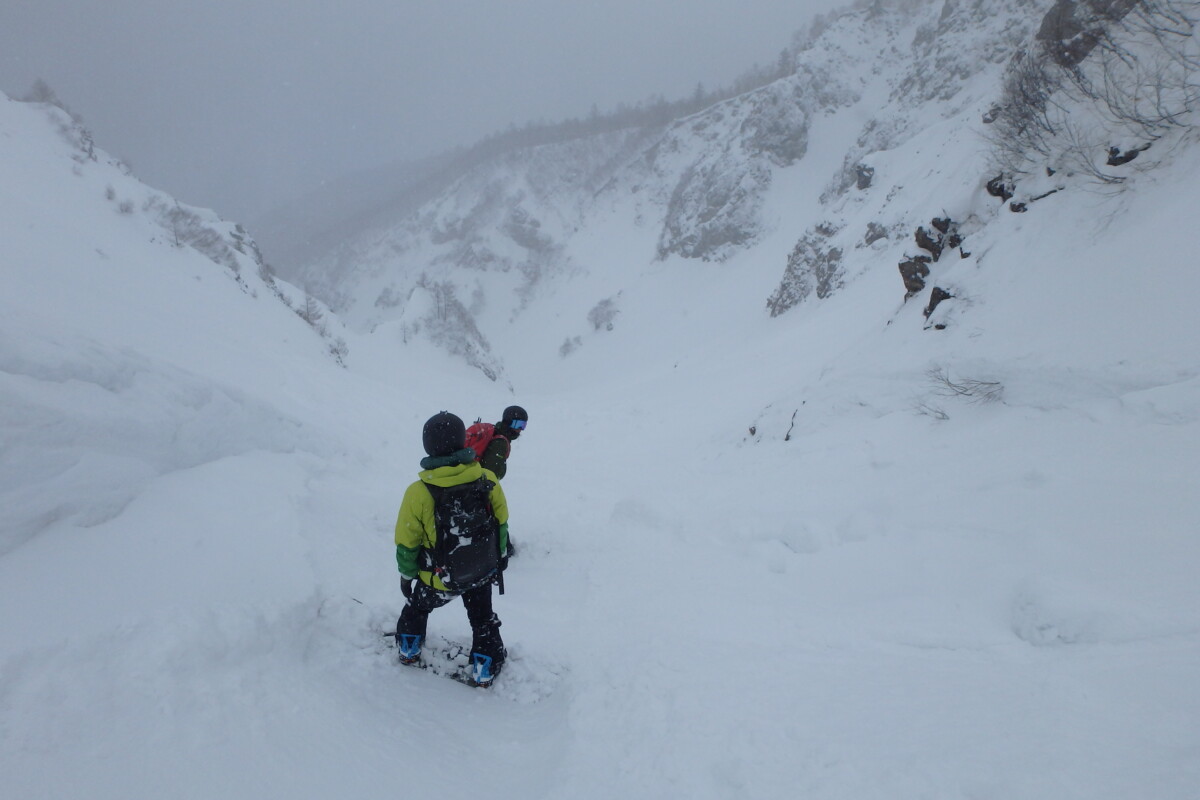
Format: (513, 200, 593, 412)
(559, 336, 583, 357)
(588, 297, 619, 331)
(297, 293, 325, 329)
(329, 337, 349, 366)
(913, 401, 951, 420)
(926, 366, 1005, 404)
(990, 0, 1200, 181)
(257, 261, 277, 288)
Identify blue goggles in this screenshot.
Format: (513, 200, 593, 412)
(509, 419, 527, 431)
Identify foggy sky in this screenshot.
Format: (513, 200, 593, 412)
(1, 0, 844, 224)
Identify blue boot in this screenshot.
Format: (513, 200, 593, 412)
(398, 633, 423, 665)
(470, 652, 501, 687)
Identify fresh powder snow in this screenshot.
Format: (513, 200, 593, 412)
(2, 3, 1199, 797)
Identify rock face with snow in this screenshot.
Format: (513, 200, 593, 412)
(271, 0, 1055, 369)
(1036, 0, 1141, 67)
(767, 221, 845, 315)
(652, 76, 845, 262)
(272, 0, 1197, 383)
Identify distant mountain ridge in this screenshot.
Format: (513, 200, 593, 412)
(270, 0, 1193, 383)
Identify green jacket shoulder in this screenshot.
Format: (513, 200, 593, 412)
(479, 436, 510, 479)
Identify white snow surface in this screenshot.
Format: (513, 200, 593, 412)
(3, 39, 1200, 800)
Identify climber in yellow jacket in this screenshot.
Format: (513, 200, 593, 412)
(394, 411, 510, 685)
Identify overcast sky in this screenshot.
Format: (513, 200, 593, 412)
(2, 1, 845, 223)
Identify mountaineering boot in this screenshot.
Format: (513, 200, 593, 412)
(469, 652, 500, 687)
(397, 633, 423, 665)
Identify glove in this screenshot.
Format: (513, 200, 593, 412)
(499, 555, 509, 573)
(401, 577, 415, 599)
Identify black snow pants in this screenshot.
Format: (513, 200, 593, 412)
(396, 579, 505, 665)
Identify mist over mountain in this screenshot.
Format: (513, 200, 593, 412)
(262, 0, 1198, 389)
(263, 0, 1063, 376)
(3, 0, 1199, 797)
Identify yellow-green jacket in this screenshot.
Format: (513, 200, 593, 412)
(394, 451, 509, 592)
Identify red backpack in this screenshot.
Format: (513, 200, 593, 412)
(465, 421, 509, 463)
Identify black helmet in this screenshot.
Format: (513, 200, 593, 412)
(422, 411, 466, 457)
(500, 405, 528, 437)
(501, 405, 528, 424)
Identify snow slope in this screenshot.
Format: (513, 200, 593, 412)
(4, 6, 1200, 799)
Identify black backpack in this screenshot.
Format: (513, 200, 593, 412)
(421, 477, 501, 592)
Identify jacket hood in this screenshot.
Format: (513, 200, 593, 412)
(418, 455, 487, 487)
(419, 448, 478, 472)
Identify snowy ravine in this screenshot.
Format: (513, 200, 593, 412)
(4, 9, 1200, 800)
(270, 0, 1053, 387)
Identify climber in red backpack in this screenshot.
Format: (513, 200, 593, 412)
(465, 405, 527, 555)
(466, 405, 528, 481)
